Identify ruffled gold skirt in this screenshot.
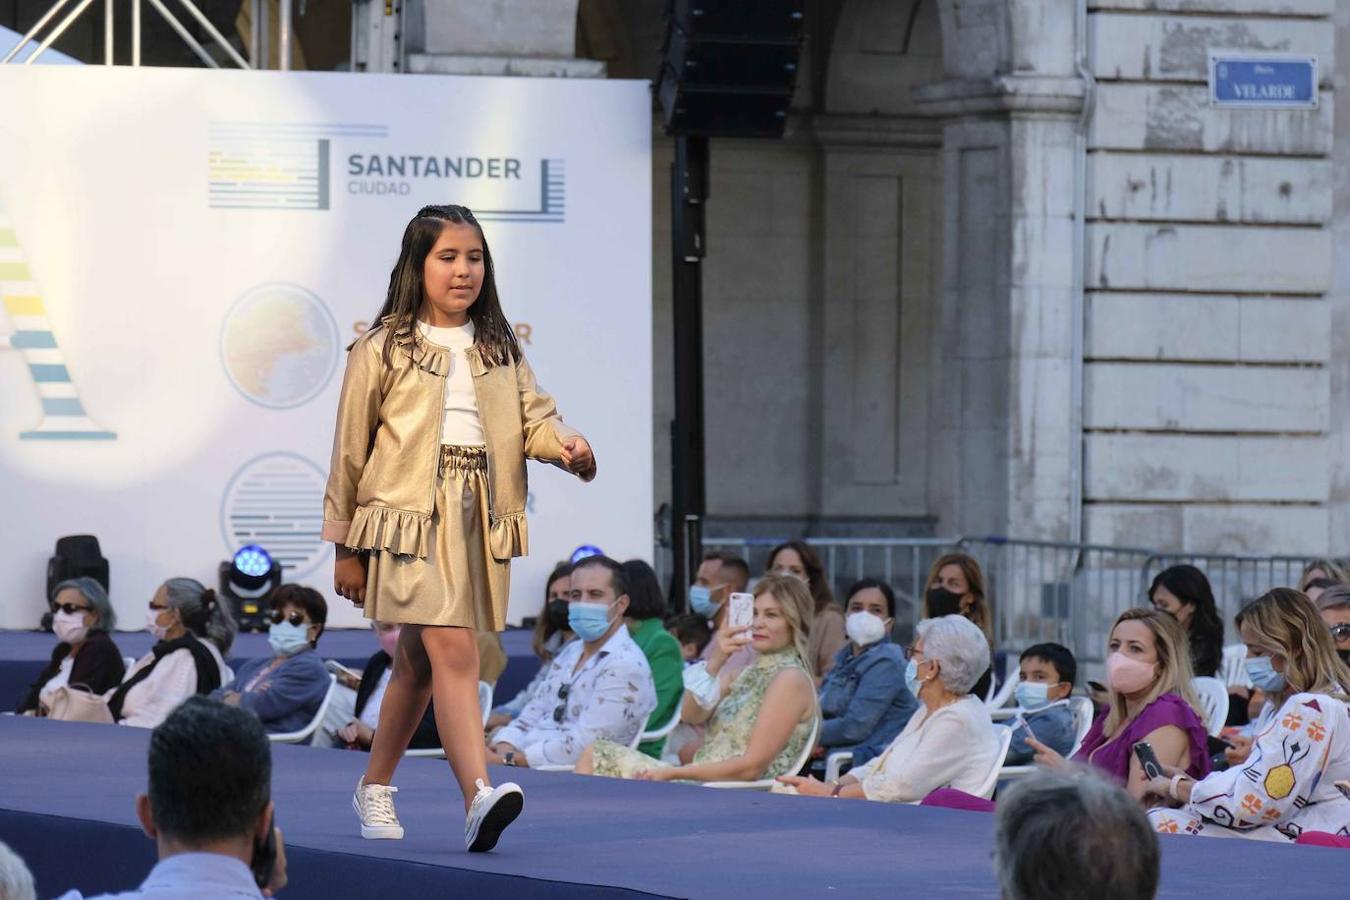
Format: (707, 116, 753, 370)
(361, 445, 509, 630)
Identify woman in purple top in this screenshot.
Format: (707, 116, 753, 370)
(1029, 608, 1210, 801)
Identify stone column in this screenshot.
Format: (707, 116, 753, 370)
(918, 0, 1084, 541)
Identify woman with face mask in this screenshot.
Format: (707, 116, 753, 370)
(109, 578, 237, 729)
(18, 578, 125, 716)
(335, 621, 442, 751)
(1027, 608, 1210, 802)
(814, 579, 917, 769)
(1146, 589, 1350, 842)
(214, 585, 331, 735)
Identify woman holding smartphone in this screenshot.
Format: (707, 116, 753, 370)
(1027, 608, 1210, 802)
(1145, 589, 1350, 841)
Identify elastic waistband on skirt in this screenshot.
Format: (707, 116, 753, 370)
(439, 444, 487, 475)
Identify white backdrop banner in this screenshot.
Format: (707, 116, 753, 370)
(0, 67, 652, 630)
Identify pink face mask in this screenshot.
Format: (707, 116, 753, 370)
(1106, 651, 1156, 695)
(377, 627, 401, 659)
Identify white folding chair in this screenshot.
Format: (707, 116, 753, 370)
(269, 674, 337, 745)
(1191, 676, 1229, 737)
(984, 654, 1018, 712)
(639, 708, 682, 745)
(971, 725, 1014, 799)
(123, 656, 136, 671)
(824, 750, 853, 783)
(703, 716, 821, 790)
(1221, 644, 1250, 690)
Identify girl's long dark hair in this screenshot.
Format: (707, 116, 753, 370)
(372, 204, 520, 368)
(1149, 564, 1224, 678)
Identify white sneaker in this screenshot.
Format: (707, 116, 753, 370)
(353, 777, 405, 840)
(464, 779, 524, 853)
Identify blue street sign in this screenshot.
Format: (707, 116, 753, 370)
(1209, 54, 1318, 109)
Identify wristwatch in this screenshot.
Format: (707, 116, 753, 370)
(830, 782, 845, 798)
(504, 751, 517, 767)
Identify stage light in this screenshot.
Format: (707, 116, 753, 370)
(570, 544, 604, 564)
(219, 544, 283, 632)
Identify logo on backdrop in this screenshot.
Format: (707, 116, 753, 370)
(221, 451, 329, 578)
(207, 121, 566, 223)
(0, 206, 115, 440)
(220, 283, 340, 409)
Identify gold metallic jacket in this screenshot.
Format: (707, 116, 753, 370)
(321, 318, 585, 561)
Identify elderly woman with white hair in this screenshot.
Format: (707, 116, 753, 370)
(17, 577, 125, 715)
(777, 614, 1000, 802)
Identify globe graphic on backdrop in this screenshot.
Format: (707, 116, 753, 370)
(220, 283, 339, 408)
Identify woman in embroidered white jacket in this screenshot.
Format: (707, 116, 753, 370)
(1147, 588, 1350, 842)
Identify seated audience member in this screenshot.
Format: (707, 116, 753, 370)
(779, 614, 998, 802)
(994, 768, 1159, 900)
(621, 559, 684, 757)
(57, 696, 286, 899)
(690, 551, 755, 679)
(577, 574, 817, 784)
(1002, 643, 1077, 766)
(767, 541, 845, 679)
(486, 563, 573, 729)
(1318, 584, 1350, 667)
(1300, 558, 1350, 593)
(923, 553, 995, 699)
(110, 579, 236, 729)
(816, 579, 916, 768)
(18, 578, 124, 715)
(335, 621, 440, 751)
(667, 614, 712, 663)
(487, 556, 655, 768)
(0, 841, 35, 900)
(1030, 609, 1210, 800)
(1147, 589, 1350, 842)
(1149, 564, 1224, 678)
(215, 585, 331, 735)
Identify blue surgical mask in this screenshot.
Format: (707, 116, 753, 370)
(1245, 656, 1286, 693)
(904, 659, 924, 699)
(1016, 681, 1051, 710)
(268, 621, 310, 657)
(568, 601, 614, 642)
(689, 585, 721, 619)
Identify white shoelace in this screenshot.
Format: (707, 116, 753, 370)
(361, 783, 400, 824)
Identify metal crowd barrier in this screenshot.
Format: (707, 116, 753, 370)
(658, 535, 1317, 670)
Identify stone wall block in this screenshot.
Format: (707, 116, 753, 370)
(1091, 153, 1332, 225)
(1089, 1, 1332, 15)
(1090, 84, 1332, 155)
(1085, 503, 1327, 554)
(1087, 223, 1332, 293)
(1091, 13, 1332, 83)
(1086, 293, 1329, 362)
(1084, 362, 1330, 431)
(1084, 433, 1328, 501)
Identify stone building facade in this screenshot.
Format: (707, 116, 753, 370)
(412, 0, 1345, 556)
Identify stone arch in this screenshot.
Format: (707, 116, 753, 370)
(825, 0, 943, 116)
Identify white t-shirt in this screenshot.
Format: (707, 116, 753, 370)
(418, 319, 485, 446)
(359, 668, 393, 730)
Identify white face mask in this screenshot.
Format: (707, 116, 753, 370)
(146, 607, 170, 641)
(52, 609, 90, 645)
(845, 611, 888, 647)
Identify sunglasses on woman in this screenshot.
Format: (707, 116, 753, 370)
(50, 602, 91, 616)
(270, 610, 309, 627)
(1331, 623, 1350, 642)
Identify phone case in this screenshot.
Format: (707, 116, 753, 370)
(728, 592, 754, 629)
(1132, 741, 1164, 780)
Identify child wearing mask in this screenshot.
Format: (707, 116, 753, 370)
(1002, 643, 1077, 766)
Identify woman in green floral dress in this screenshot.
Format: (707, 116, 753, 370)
(575, 574, 818, 783)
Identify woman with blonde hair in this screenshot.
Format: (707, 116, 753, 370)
(575, 574, 818, 784)
(1299, 558, 1350, 593)
(1146, 589, 1350, 841)
(1029, 608, 1210, 800)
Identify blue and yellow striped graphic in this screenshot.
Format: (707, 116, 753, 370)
(0, 208, 115, 440)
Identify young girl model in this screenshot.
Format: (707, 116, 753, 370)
(323, 204, 596, 852)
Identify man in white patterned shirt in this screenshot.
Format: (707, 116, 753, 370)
(489, 556, 655, 769)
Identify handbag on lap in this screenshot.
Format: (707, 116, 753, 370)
(46, 686, 114, 724)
